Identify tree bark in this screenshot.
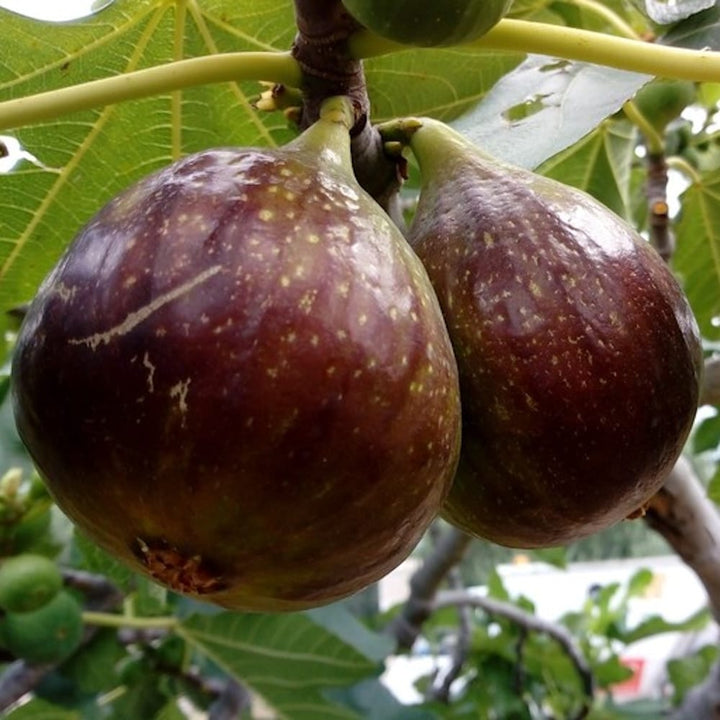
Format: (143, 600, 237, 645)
(643, 455, 720, 719)
(291, 0, 403, 211)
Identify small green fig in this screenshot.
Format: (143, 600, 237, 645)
(0, 553, 63, 613)
(0, 590, 83, 664)
(405, 118, 701, 548)
(633, 79, 697, 132)
(342, 0, 511, 47)
(12, 99, 461, 611)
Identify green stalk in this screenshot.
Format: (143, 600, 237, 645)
(287, 95, 355, 174)
(82, 611, 179, 630)
(0, 51, 302, 132)
(667, 155, 702, 184)
(350, 19, 720, 83)
(406, 117, 477, 180)
(622, 99, 665, 154)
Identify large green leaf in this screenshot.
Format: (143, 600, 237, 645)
(178, 609, 386, 719)
(364, 48, 522, 122)
(673, 172, 720, 340)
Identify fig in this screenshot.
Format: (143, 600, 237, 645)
(0, 590, 83, 664)
(0, 553, 63, 613)
(404, 118, 701, 548)
(633, 79, 697, 132)
(11, 99, 461, 611)
(342, 0, 511, 47)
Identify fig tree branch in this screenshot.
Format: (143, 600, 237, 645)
(291, 0, 402, 211)
(645, 455, 720, 622)
(427, 565, 473, 703)
(700, 357, 720, 407)
(350, 19, 720, 83)
(0, 661, 51, 713)
(434, 590, 595, 717)
(208, 679, 252, 720)
(644, 151, 675, 261)
(385, 525, 473, 649)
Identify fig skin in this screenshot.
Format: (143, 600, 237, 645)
(406, 119, 702, 548)
(11, 111, 461, 611)
(341, 0, 511, 47)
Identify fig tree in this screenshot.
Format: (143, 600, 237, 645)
(404, 118, 701, 548)
(12, 99, 461, 611)
(342, 0, 511, 47)
(0, 553, 63, 613)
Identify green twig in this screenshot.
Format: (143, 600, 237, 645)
(0, 52, 302, 132)
(667, 154, 703, 184)
(82, 611, 179, 631)
(350, 19, 720, 83)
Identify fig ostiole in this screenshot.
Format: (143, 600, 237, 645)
(11, 98, 461, 611)
(403, 117, 701, 548)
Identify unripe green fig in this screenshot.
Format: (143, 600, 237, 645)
(342, 0, 511, 47)
(0, 590, 83, 664)
(0, 553, 63, 613)
(633, 79, 697, 132)
(405, 118, 701, 548)
(12, 99, 461, 611)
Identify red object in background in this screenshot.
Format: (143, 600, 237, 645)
(613, 658, 646, 696)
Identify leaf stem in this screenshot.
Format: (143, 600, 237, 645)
(667, 155, 703, 184)
(350, 19, 720, 83)
(0, 52, 302, 132)
(82, 611, 179, 630)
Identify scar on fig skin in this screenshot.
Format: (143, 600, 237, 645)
(135, 537, 227, 595)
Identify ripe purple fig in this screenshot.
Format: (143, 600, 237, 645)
(11, 101, 461, 611)
(405, 118, 701, 548)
